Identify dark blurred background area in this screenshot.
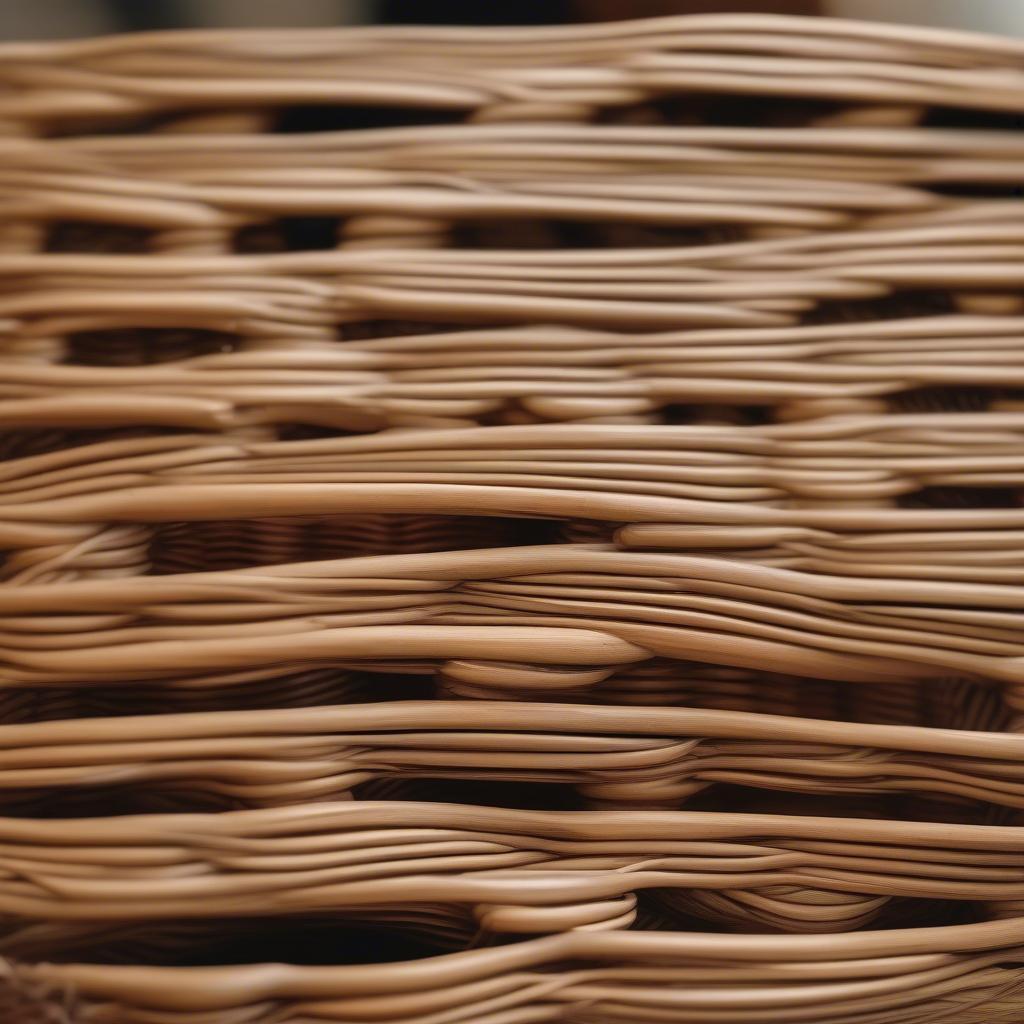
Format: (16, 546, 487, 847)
(4, 1, 1018, 41)
(378, 0, 819, 24)
(2, 1, 822, 38)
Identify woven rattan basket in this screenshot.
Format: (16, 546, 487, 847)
(2, 11, 1024, 1024)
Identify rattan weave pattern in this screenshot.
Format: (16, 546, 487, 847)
(2, 12, 1024, 1024)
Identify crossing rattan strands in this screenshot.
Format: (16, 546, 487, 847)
(2, 11, 1024, 1024)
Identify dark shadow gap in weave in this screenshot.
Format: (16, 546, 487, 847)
(148, 514, 560, 572)
(273, 104, 467, 134)
(923, 106, 1024, 133)
(0, 918, 463, 967)
(451, 218, 745, 250)
(44, 221, 153, 255)
(352, 777, 587, 811)
(0, 779, 586, 821)
(0, 910, 1002, 985)
(594, 665, 1006, 733)
(887, 385, 1004, 415)
(660, 403, 775, 426)
(898, 486, 1021, 509)
(63, 328, 241, 367)
(596, 94, 847, 129)
(233, 215, 345, 253)
(641, 887, 984, 936)
(0, 670, 433, 724)
(44, 109, 262, 139)
(683, 786, 1002, 828)
(868, 899, 985, 931)
(928, 182, 1024, 200)
(0, 426, 184, 462)
(275, 422, 370, 442)
(43, 105, 468, 140)
(633, 890, 720, 935)
(801, 289, 955, 326)
(42, 110, 221, 138)
(0, 746, 1009, 823)
(338, 320, 500, 341)
(175, 920, 462, 966)
(0, 785, 245, 819)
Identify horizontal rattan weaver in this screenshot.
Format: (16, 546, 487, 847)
(0, 699, 1020, 810)
(3, 541, 1024, 685)
(13, 917, 1024, 1024)
(0, 800, 1021, 934)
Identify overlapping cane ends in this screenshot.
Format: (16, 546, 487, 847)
(2, 12, 1024, 1024)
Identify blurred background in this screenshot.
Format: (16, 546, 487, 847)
(0, 0, 1019, 40)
